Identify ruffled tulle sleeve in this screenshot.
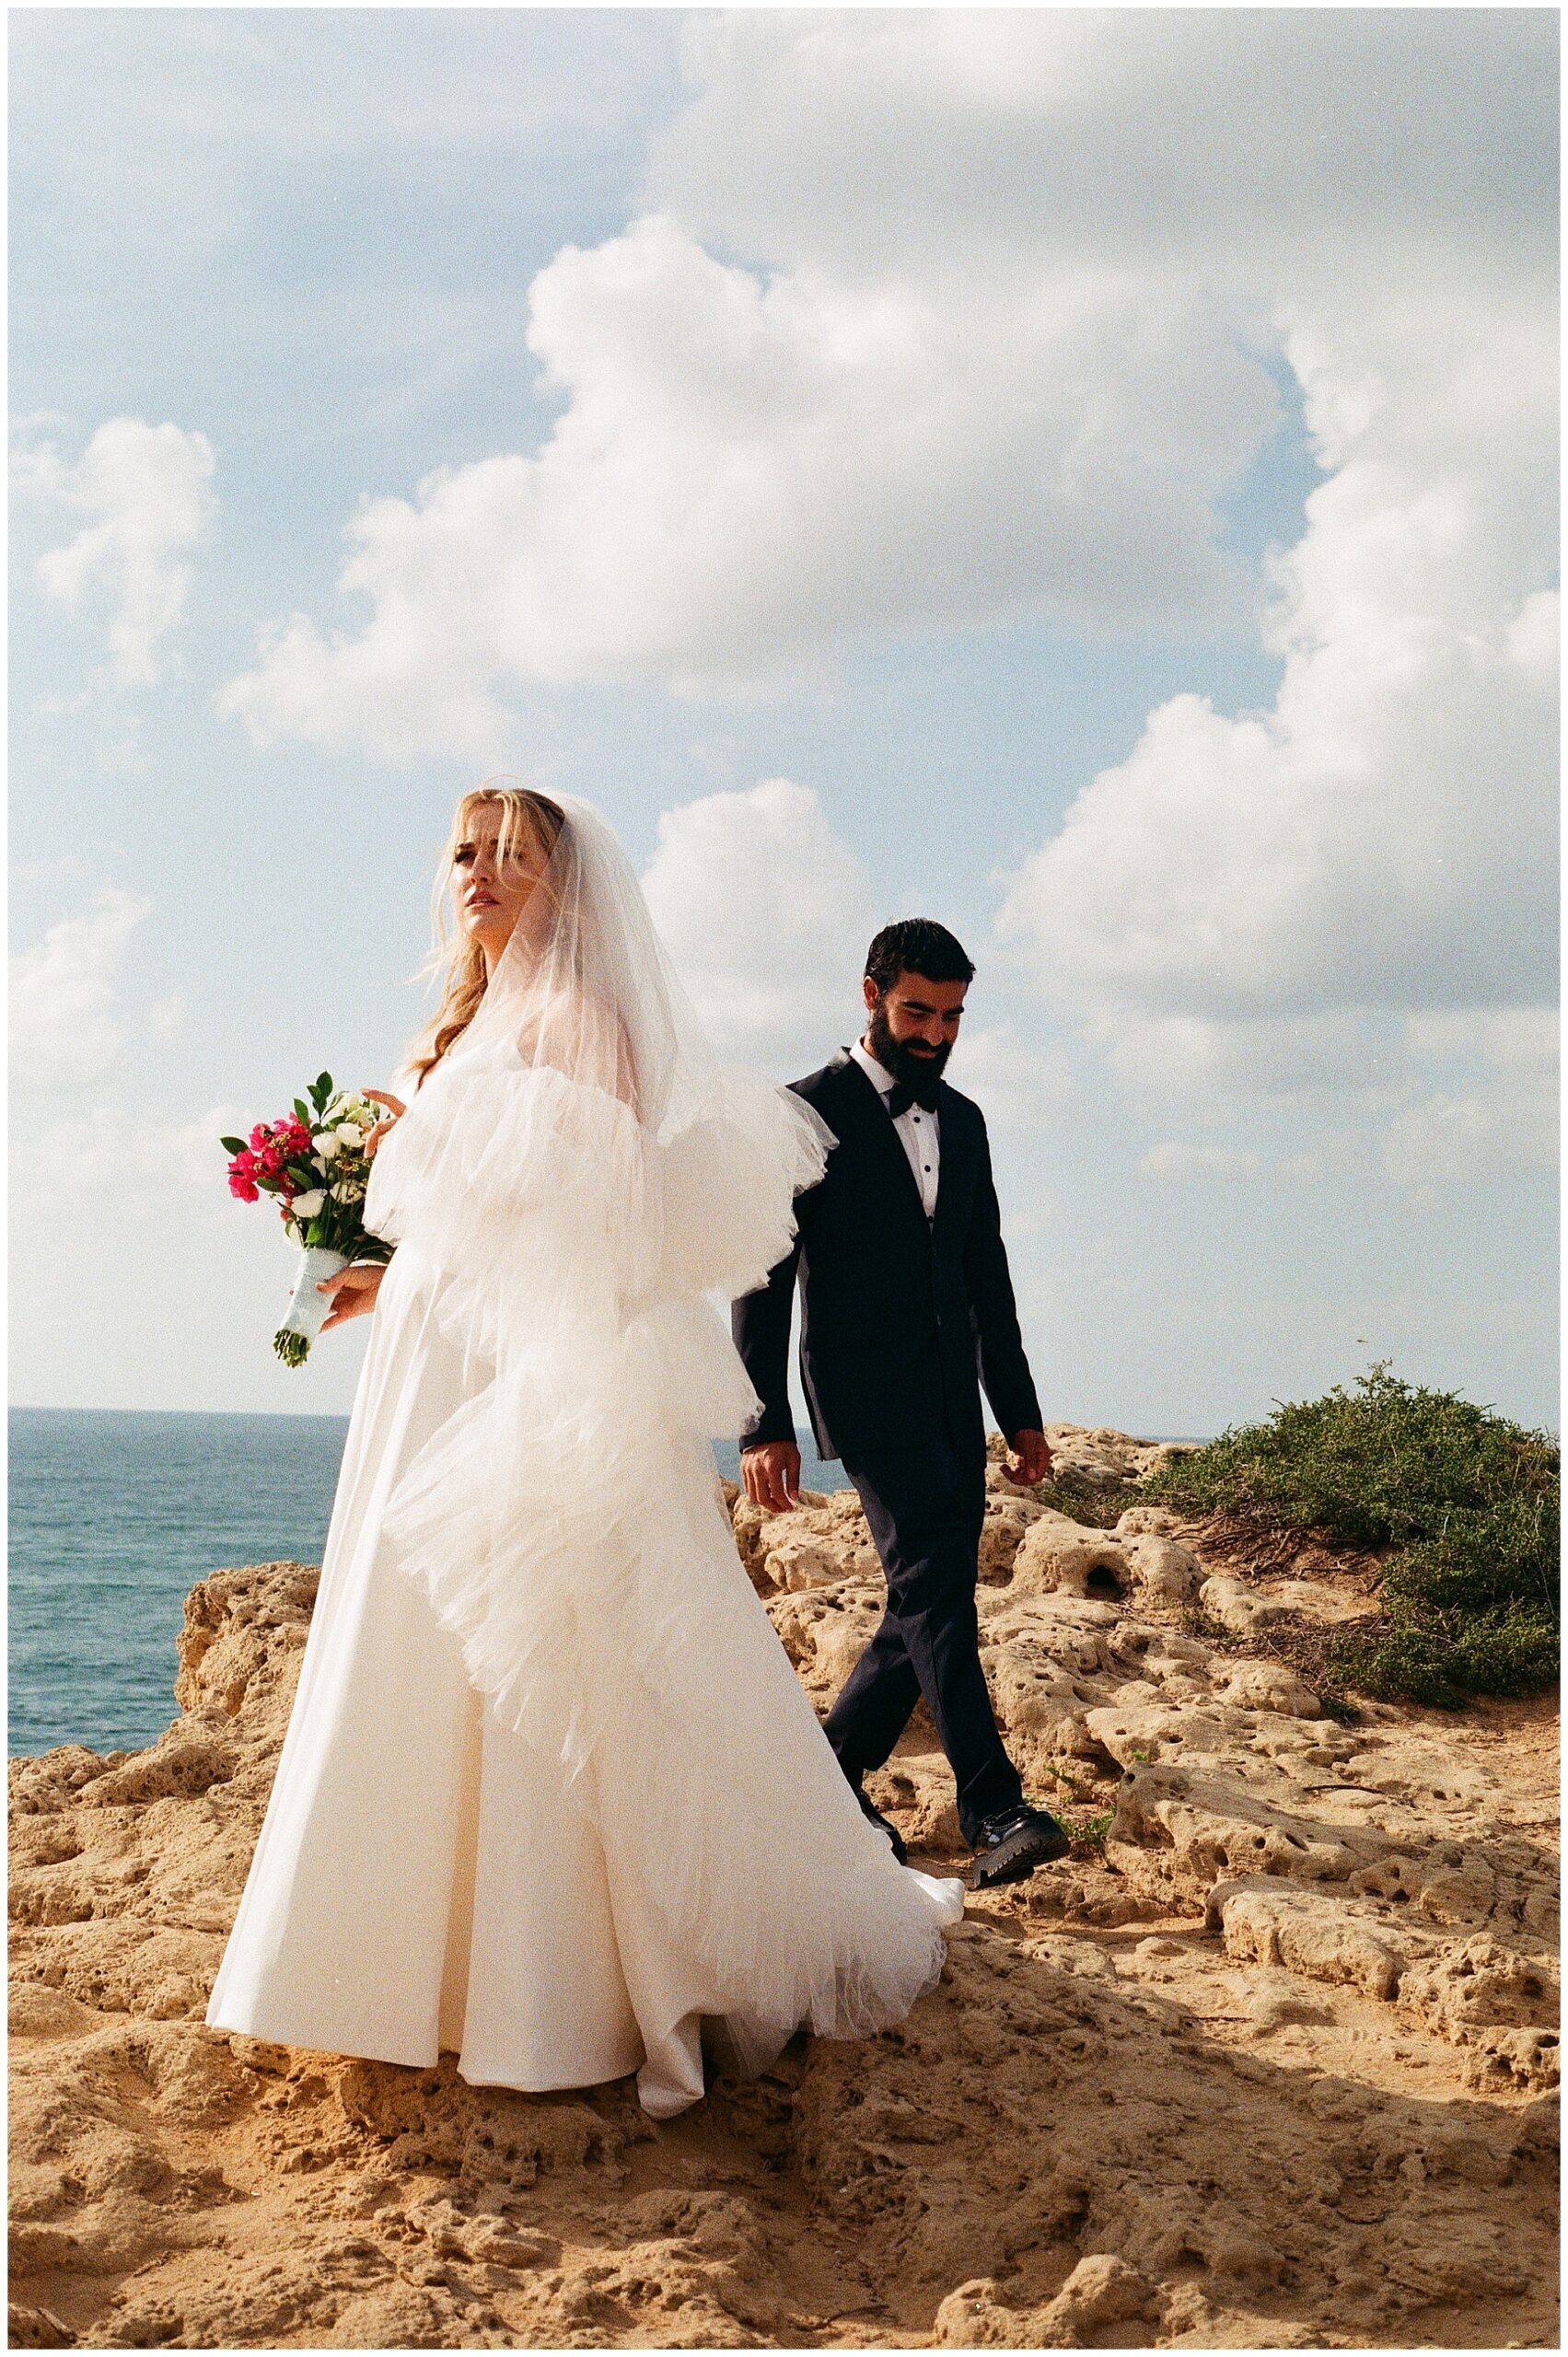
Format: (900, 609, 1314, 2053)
(364, 1039, 830, 1383)
(363, 1043, 642, 1350)
(651, 1065, 834, 1302)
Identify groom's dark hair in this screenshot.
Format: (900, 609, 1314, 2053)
(865, 918, 975, 996)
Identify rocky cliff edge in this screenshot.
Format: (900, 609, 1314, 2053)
(9, 1425, 1559, 2350)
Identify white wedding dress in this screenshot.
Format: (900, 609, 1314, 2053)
(206, 797, 963, 2117)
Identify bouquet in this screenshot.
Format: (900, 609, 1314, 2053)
(223, 1072, 392, 1365)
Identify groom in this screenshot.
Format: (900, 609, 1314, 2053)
(733, 919, 1071, 1888)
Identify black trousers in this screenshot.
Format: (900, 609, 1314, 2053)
(822, 1434, 1024, 1846)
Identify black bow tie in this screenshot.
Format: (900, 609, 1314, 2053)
(885, 1081, 935, 1119)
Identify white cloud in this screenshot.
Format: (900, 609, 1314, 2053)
(10, 883, 231, 1223)
(999, 265, 1555, 1190)
(1140, 1142, 1262, 1184)
(947, 1024, 1071, 1133)
(17, 1101, 246, 1215)
(14, 853, 86, 888)
(1114, 1007, 1558, 1198)
(641, 787, 1076, 1120)
(220, 206, 1276, 755)
(985, 17, 1552, 1065)
(1099, 1012, 1395, 1108)
(20, 416, 215, 686)
(1383, 1012, 1558, 1191)
(9, 888, 157, 1089)
(1001, 524, 1554, 1033)
(650, 12, 1551, 283)
(641, 777, 872, 1073)
(12, 11, 680, 276)
(215, 11, 1551, 792)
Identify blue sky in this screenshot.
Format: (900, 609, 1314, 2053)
(10, 8, 1558, 1435)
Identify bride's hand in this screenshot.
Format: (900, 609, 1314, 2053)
(317, 1262, 388, 1331)
(363, 1088, 407, 1156)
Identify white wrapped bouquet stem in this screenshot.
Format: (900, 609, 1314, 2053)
(274, 1245, 352, 1368)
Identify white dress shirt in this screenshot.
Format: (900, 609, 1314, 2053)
(850, 1038, 941, 1221)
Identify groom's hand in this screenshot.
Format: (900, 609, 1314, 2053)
(1004, 1428, 1052, 1488)
(741, 1442, 802, 1515)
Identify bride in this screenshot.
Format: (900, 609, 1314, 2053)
(205, 783, 963, 2118)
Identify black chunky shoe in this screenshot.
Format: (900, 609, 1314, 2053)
(970, 1805, 1071, 1888)
(855, 1788, 909, 1866)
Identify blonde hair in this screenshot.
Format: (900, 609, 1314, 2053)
(407, 780, 566, 1086)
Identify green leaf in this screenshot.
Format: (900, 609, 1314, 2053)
(311, 1072, 333, 1109)
(293, 1097, 312, 1126)
(219, 1135, 248, 1156)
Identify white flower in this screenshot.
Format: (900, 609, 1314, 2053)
(310, 1153, 330, 1176)
(313, 1130, 342, 1159)
(335, 1121, 366, 1150)
(329, 1178, 355, 1202)
(291, 1188, 326, 1219)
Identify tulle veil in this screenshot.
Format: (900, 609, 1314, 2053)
(360, 794, 951, 2075)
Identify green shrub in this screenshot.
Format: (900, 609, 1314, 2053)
(1030, 1479, 1126, 1529)
(1144, 1364, 1559, 1709)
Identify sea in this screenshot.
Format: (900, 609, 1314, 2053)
(9, 1408, 1212, 1760)
(6, 1408, 837, 1759)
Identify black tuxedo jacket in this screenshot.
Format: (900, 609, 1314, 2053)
(731, 1050, 1042, 1464)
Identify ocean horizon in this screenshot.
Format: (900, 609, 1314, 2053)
(8, 1404, 1208, 1761)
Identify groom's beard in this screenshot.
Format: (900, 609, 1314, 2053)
(865, 1001, 950, 1108)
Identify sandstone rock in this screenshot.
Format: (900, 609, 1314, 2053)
(760, 1531, 848, 1592)
(728, 1495, 774, 1592)
(935, 2253, 1159, 2350)
(1206, 1659, 1323, 1717)
(764, 1577, 882, 1703)
(1120, 1533, 1202, 1605)
(985, 1423, 1195, 1497)
(1209, 1879, 1405, 2001)
(1464, 2025, 1562, 2092)
(1107, 1765, 1374, 1901)
(1114, 1506, 1182, 1538)
(1396, 1937, 1561, 2053)
(1010, 1516, 1132, 1603)
(1198, 1574, 1295, 1635)
(1347, 1847, 1498, 1926)
(1037, 2252, 1161, 2345)
(75, 1736, 237, 1808)
(1007, 1520, 1200, 1613)
(977, 1492, 1049, 1585)
(734, 1492, 877, 1599)
(865, 1754, 962, 1850)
